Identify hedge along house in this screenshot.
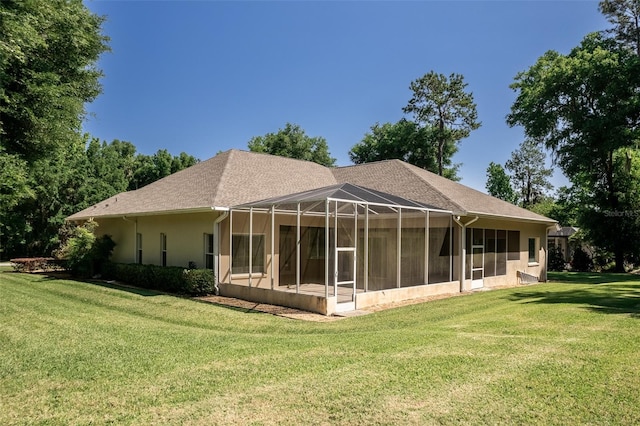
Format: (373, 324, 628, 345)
(68, 149, 557, 315)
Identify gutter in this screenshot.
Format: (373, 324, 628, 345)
(453, 215, 479, 293)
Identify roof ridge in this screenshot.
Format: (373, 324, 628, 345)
(210, 149, 235, 207)
(397, 161, 466, 213)
(226, 148, 335, 168)
(334, 158, 401, 170)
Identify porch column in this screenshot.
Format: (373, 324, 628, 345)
(249, 207, 253, 287)
(364, 204, 369, 292)
(397, 208, 401, 288)
(296, 202, 300, 294)
(325, 199, 329, 299)
(229, 210, 233, 284)
(271, 206, 275, 290)
(425, 211, 429, 285)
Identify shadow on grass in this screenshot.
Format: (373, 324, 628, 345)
(30, 271, 165, 297)
(547, 271, 640, 284)
(509, 272, 640, 317)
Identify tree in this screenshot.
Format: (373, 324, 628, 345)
(599, 0, 640, 55)
(485, 162, 516, 203)
(507, 32, 640, 271)
(0, 0, 109, 161)
(403, 72, 480, 176)
(248, 123, 336, 167)
(348, 119, 460, 180)
(504, 139, 553, 208)
(130, 149, 198, 189)
(0, 0, 109, 258)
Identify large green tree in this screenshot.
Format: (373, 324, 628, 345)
(599, 0, 640, 55)
(248, 123, 336, 167)
(504, 139, 553, 208)
(507, 32, 640, 271)
(0, 0, 109, 161)
(0, 0, 109, 257)
(485, 162, 516, 203)
(348, 119, 460, 180)
(403, 72, 480, 176)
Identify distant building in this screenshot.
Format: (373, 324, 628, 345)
(548, 226, 579, 262)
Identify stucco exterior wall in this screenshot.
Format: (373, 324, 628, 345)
(95, 212, 222, 268)
(93, 209, 551, 315)
(466, 218, 550, 289)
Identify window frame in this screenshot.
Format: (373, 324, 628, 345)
(231, 233, 266, 275)
(528, 237, 539, 264)
(136, 233, 143, 264)
(160, 233, 167, 267)
(204, 233, 214, 270)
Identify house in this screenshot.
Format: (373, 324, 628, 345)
(68, 149, 557, 315)
(548, 226, 579, 262)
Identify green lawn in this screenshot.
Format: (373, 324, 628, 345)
(1, 270, 639, 425)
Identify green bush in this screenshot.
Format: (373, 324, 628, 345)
(548, 246, 566, 271)
(104, 262, 215, 296)
(571, 246, 594, 272)
(56, 220, 115, 277)
(182, 269, 215, 296)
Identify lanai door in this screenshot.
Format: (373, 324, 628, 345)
(471, 228, 484, 289)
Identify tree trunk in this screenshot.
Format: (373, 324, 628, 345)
(614, 246, 626, 273)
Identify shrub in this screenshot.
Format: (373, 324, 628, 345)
(182, 269, 215, 296)
(55, 220, 115, 277)
(548, 246, 566, 272)
(10, 257, 64, 272)
(571, 246, 593, 272)
(104, 262, 215, 296)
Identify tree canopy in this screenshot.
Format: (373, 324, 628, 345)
(0, 0, 110, 161)
(248, 123, 336, 167)
(403, 72, 480, 176)
(485, 162, 516, 203)
(0, 1, 200, 259)
(504, 139, 553, 208)
(507, 31, 640, 271)
(349, 119, 460, 180)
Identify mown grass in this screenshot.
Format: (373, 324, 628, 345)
(1, 270, 639, 425)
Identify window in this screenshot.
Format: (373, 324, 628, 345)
(528, 237, 538, 263)
(160, 233, 167, 266)
(484, 229, 496, 278)
(232, 234, 265, 274)
(204, 233, 214, 270)
(136, 233, 142, 264)
(496, 230, 507, 275)
(307, 227, 325, 259)
(507, 230, 520, 260)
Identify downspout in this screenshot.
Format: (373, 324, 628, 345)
(213, 211, 229, 295)
(452, 215, 479, 293)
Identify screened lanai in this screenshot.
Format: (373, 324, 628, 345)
(227, 183, 457, 312)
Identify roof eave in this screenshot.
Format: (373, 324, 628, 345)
(458, 210, 558, 225)
(66, 206, 227, 222)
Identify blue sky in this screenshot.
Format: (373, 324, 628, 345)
(83, 0, 607, 192)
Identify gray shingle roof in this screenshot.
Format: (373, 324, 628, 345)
(333, 160, 555, 223)
(68, 149, 555, 224)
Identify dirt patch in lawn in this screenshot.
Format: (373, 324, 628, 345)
(197, 291, 472, 322)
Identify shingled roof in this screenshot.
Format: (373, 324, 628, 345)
(333, 160, 554, 223)
(68, 149, 554, 224)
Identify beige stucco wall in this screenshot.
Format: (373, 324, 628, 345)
(94, 212, 222, 268)
(92, 209, 552, 314)
(465, 218, 550, 290)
